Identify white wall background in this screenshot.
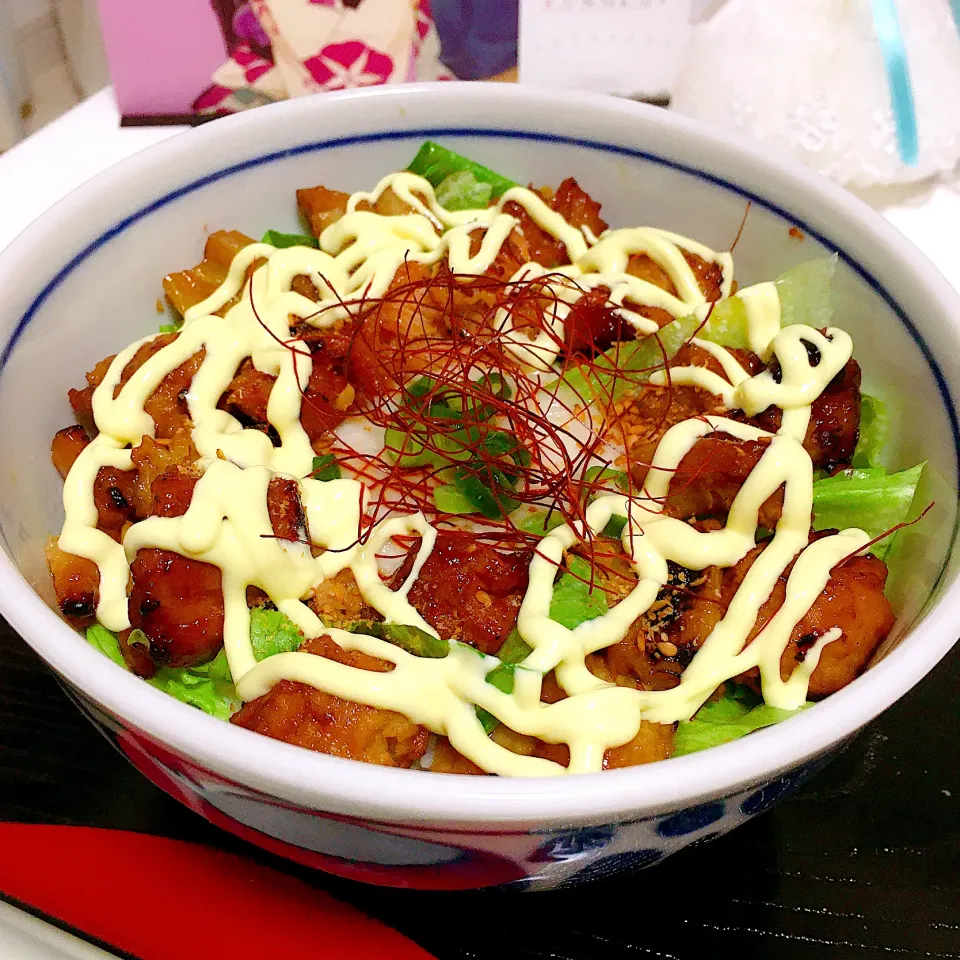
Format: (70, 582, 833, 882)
(8, 0, 51, 29)
(0, 0, 108, 150)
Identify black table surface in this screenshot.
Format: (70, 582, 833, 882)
(2, 612, 959, 959)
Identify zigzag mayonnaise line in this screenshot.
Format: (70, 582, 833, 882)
(57, 172, 864, 776)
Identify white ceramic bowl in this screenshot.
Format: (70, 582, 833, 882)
(1, 83, 958, 891)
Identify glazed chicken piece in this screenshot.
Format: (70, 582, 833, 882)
(744, 358, 862, 471)
(343, 260, 453, 399)
(221, 331, 356, 445)
(69, 332, 204, 444)
(162, 229, 254, 316)
(45, 539, 99, 621)
(653, 536, 894, 698)
(297, 185, 350, 238)
(127, 471, 306, 669)
(616, 384, 727, 481)
(231, 633, 429, 768)
(392, 532, 531, 655)
(625, 352, 862, 523)
(128, 548, 225, 668)
(662, 434, 784, 530)
(622, 249, 726, 328)
(50, 425, 90, 478)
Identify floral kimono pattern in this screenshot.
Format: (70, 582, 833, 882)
(194, 0, 451, 115)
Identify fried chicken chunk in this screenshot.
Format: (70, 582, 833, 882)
(394, 533, 531, 655)
(231, 634, 428, 767)
(658, 537, 895, 698)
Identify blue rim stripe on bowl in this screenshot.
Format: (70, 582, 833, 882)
(2, 126, 956, 589)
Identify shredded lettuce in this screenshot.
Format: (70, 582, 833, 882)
(812, 463, 924, 558)
(673, 684, 810, 757)
(83, 607, 309, 721)
(773, 256, 836, 329)
(260, 229, 320, 250)
(407, 141, 517, 198)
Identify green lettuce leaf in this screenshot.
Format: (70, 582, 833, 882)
(475, 554, 612, 734)
(149, 649, 241, 721)
(260, 229, 320, 249)
(84, 624, 242, 720)
(673, 684, 809, 757)
(85, 624, 127, 669)
(561, 313, 701, 403)
(549, 555, 609, 629)
(250, 607, 305, 661)
(812, 463, 925, 558)
(407, 141, 517, 198)
(435, 170, 494, 211)
(851, 394, 889, 468)
(700, 257, 836, 349)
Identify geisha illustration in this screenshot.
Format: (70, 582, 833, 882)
(193, 0, 452, 115)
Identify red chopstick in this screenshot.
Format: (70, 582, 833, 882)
(0, 824, 436, 960)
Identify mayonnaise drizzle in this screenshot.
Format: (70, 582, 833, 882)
(57, 171, 869, 776)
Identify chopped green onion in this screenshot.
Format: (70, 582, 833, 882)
(584, 465, 630, 492)
(603, 515, 628, 538)
(433, 483, 477, 515)
(158, 322, 180, 334)
(383, 427, 443, 468)
(477, 629, 536, 733)
(512, 508, 566, 537)
(475, 371, 513, 402)
(484, 629, 533, 696)
(347, 621, 449, 658)
(311, 454, 341, 482)
(476, 709, 500, 735)
(453, 467, 513, 519)
(405, 376, 436, 401)
(261, 229, 320, 249)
